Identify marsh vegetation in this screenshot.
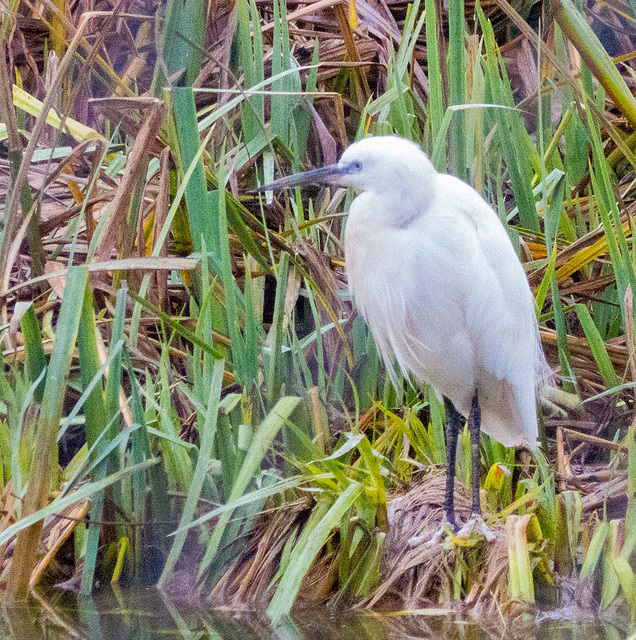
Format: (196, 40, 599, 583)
(1, 0, 636, 629)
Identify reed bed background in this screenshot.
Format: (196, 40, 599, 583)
(1, 0, 636, 627)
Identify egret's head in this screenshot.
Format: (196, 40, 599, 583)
(256, 136, 436, 194)
(337, 136, 434, 191)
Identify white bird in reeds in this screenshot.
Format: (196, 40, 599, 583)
(259, 135, 551, 539)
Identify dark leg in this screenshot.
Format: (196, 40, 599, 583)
(468, 393, 481, 516)
(443, 398, 461, 529)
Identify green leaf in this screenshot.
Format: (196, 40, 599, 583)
(15, 302, 45, 402)
(158, 358, 225, 586)
(266, 481, 364, 620)
(196, 396, 301, 579)
(573, 304, 618, 389)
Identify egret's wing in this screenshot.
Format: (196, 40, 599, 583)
(432, 175, 544, 447)
(431, 175, 537, 373)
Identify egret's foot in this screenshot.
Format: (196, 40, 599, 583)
(455, 515, 495, 542)
(408, 518, 456, 547)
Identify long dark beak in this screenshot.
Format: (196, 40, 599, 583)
(251, 164, 343, 193)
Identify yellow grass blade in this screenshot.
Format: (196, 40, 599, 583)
(0, 85, 106, 144)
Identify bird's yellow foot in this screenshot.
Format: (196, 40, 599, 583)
(455, 515, 495, 542)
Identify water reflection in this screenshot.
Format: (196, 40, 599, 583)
(0, 588, 627, 640)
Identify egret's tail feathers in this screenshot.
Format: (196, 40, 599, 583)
(480, 379, 538, 450)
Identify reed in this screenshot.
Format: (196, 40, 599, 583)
(0, 0, 635, 624)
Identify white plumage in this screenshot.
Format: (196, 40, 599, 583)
(341, 136, 548, 450)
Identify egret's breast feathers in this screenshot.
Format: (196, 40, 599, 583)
(345, 196, 479, 397)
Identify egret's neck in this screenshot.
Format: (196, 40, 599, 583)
(354, 173, 435, 229)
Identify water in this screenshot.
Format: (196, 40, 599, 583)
(0, 588, 627, 640)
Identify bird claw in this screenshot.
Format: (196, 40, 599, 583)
(408, 519, 456, 547)
(455, 515, 495, 542)
(408, 516, 496, 547)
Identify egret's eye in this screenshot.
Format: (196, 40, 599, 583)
(350, 161, 362, 172)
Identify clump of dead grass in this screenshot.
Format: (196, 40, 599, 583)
(366, 475, 510, 613)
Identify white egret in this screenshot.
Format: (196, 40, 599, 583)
(259, 136, 550, 537)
